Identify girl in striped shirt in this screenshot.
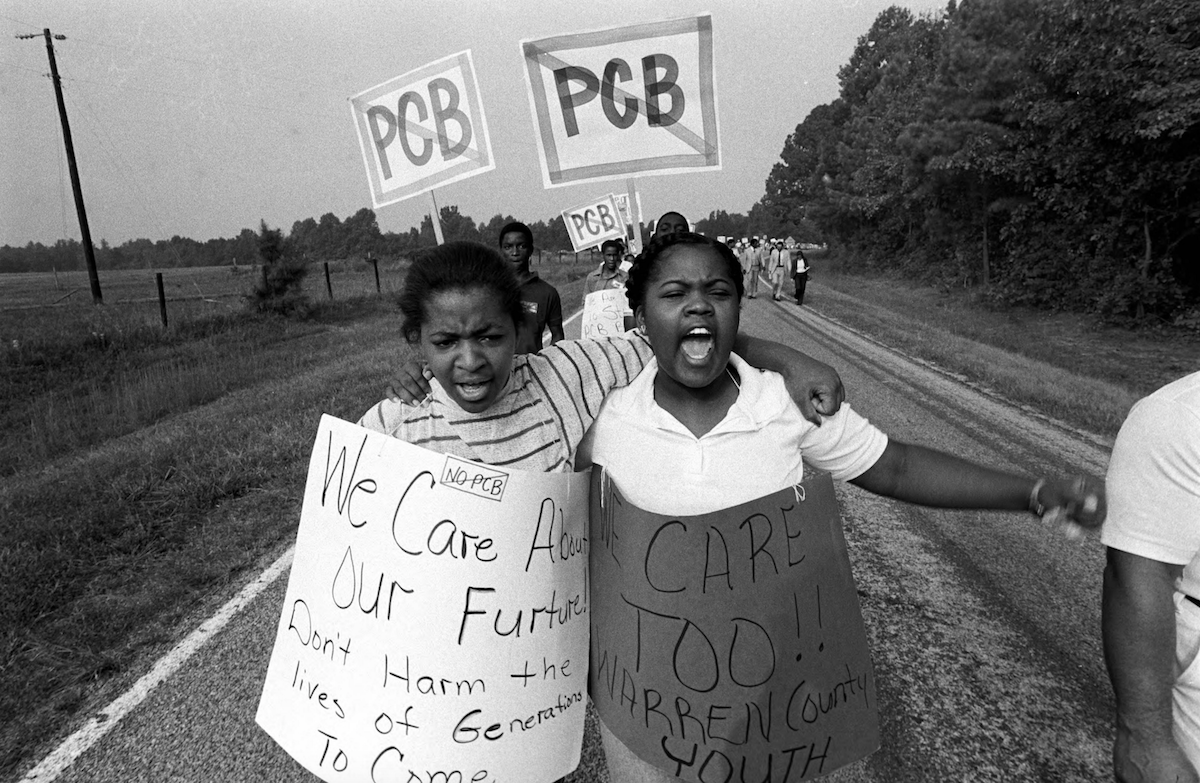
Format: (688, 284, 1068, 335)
(358, 240, 843, 471)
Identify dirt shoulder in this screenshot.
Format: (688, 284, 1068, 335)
(802, 261, 1200, 438)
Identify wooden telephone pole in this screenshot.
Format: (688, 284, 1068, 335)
(19, 28, 103, 304)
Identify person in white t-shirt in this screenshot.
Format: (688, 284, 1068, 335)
(1102, 371, 1200, 783)
(578, 231, 1107, 783)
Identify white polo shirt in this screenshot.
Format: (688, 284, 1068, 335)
(577, 353, 888, 515)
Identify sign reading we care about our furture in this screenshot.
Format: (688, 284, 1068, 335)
(521, 15, 721, 188)
(588, 471, 880, 782)
(350, 51, 495, 208)
(257, 415, 589, 783)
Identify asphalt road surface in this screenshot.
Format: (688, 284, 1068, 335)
(20, 282, 1116, 782)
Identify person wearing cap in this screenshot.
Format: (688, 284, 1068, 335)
(1102, 371, 1200, 783)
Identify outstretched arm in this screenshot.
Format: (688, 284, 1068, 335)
(734, 334, 844, 425)
(848, 439, 1105, 528)
(1103, 550, 1199, 783)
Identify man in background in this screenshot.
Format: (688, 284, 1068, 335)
(793, 245, 810, 305)
(1102, 370, 1200, 783)
(652, 211, 688, 240)
(743, 237, 764, 298)
(769, 239, 790, 301)
(585, 239, 627, 294)
(499, 221, 564, 354)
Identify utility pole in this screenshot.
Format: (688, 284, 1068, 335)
(18, 28, 103, 304)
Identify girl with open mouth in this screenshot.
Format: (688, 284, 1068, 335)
(579, 231, 1108, 783)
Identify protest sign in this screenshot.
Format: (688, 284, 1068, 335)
(521, 15, 721, 188)
(612, 193, 633, 231)
(350, 51, 495, 208)
(562, 194, 625, 252)
(588, 471, 880, 782)
(257, 415, 588, 783)
(581, 289, 628, 339)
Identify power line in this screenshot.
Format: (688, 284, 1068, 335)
(45, 28, 327, 94)
(0, 58, 46, 75)
(74, 93, 189, 265)
(0, 12, 40, 30)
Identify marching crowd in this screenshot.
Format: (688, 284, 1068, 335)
(353, 211, 1198, 783)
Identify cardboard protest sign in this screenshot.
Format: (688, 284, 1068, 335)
(521, 15, 721, 188)
(612, 193, 633, 231)
(351, 51, 495, 208)
(588, 471, 880, 782)
(562, 194, 625, 252)
(257, 415, 588, 783)
(581, 289, 628, 339)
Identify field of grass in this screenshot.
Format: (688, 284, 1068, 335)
(0, 252, 600, 777)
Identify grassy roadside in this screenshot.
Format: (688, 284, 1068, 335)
(804, 254, 1200, 439)
(0, 256, 599, 778)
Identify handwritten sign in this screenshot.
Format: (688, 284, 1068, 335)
(257, 415, 589, 783)
(520, 15, 721, 188)
(350, 51, 495, 208)
(588, 471, 880, 782)
(562, 194, 625, 252)
(581, 289, 628, 340)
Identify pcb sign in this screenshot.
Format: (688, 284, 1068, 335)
(562, 194, 623, 252)
(521, 16, 720, 188)
(350, 51, 495, 208)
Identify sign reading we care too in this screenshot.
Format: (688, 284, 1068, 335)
(521, 15, 721, 187)
(257, 415, 589, 783)
(588, 471, 880, 782)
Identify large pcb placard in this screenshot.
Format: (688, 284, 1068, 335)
(521, 15, 720, 188)
(350, 51, 495, 208)
(258, 415, 588, 783)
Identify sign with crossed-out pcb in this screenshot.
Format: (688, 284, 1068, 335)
(520, 16, 721, 188)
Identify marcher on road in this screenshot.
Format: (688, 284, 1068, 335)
(1102, 370, 1200, 783)
(578, 231, 1107, 783)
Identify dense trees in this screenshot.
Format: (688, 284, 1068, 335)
(0, 204, 583, 275)
(761, 0, 1200, 320)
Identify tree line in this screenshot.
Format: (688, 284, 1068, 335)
(0, 207, 582, 276)
(753, 0, 1199, 322)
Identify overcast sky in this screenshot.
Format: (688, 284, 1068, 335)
(0, 0, 946, 247)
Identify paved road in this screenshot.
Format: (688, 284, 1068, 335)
(21, 283, 1116, 782)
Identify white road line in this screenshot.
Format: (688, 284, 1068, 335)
(24, 304, 590, 781)
(22, 546, 296, 782)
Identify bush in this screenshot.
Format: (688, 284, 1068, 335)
(245, 222, 310, 317)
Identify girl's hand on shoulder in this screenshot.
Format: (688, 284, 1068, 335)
(386, 360, 433, 404)
(1034, 475, 1106, 539)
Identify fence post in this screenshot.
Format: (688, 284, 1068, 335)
(324, 261, 333, 299)
(156, 272, 168, 328)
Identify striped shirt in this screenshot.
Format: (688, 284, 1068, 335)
(358, 335, 654, 473)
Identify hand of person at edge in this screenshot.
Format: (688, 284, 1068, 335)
(385, 360, 432, 404)
(1035, 474, 1107, 539)
(1114, 729, 1199, 783)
